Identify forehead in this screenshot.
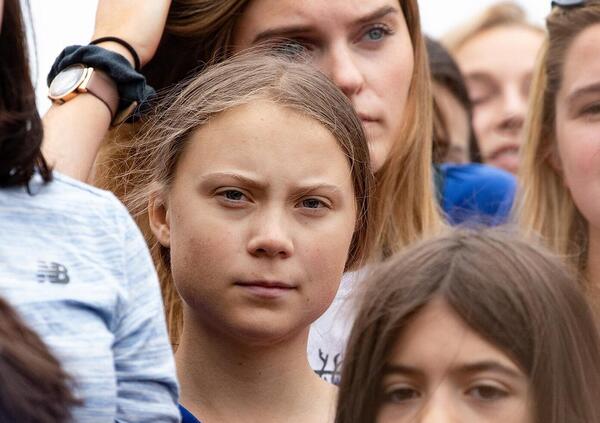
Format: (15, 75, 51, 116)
(561, 24, 600, 93)
(456, 25, 543, 75)
(389, 299, 517, 370)
(178, 100, 351, 177)
(236, 0, 403, 35)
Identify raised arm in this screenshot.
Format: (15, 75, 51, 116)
(42, 0, 171, 182)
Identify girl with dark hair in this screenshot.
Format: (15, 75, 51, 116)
(0, 0, 179, 420)
(335, 229, 600, 423)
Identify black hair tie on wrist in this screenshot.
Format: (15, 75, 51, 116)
(90, 36, 141, 71)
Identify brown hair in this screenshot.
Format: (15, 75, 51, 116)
(120, 52, 374, 345)
(0, 296, 78, 422)
(426, 36, 480, 163)
(336, 229, 600, 423)
(0, 0, 51, 188)
(517, 4, 600, 280)
(95, 0, 443, 261)
(444, 1, 544, 53)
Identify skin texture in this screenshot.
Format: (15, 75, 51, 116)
(378, 299, 533, 423)
(232, 0, 414, 172)
(455, 25, 543, 174)
(555, 24, 600, 284)
(149, 100, 356, 422)
(433, 83, 470, 164)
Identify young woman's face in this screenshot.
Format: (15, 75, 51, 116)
(378, 300, 532, 423)
(232, 0, 414, 172)
(455, 25, 543, 174)
(433, 83, 471, 164)
(150, 100, 357, 344)
(555, 24, 600, 232)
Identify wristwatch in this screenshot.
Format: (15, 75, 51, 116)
(48, 64, 118, 119)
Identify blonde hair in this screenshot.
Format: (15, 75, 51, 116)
(119, 53, 374, 346)
(444, 1, 544, 52)
(517, 4, 600, 282)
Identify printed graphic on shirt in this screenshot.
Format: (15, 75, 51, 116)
(314, 348, 342, 385)
(37, 261, 70, 284)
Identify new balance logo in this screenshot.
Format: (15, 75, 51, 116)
(37, 261, 70, 284)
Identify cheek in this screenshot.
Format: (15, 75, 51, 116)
(557, 121, 600, 227)
(167, 211, 240, 307)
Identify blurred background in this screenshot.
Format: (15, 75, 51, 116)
(29, 0, 551, 112)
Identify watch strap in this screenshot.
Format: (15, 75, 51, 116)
(83, 68, 119, 118)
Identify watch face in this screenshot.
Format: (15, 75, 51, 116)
(49, 65, 86, 98)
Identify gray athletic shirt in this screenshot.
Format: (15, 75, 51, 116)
(0, 172, 180, 422)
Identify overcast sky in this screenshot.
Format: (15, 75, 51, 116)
(31, 0, 551, 111)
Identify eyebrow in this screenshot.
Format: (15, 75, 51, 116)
(384, 361, 521, 380)
(199, 172, 343, 195)
(566, 81, 600, 106)
(455, 361, 522, 379)
(252, 5, 399, 44)
(464, 73, 496, 86)
(199, 172, 267, 190)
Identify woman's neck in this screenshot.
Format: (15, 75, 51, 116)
(175, 309, 336, 423)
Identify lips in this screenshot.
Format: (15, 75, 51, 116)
(234, 280, 296, 299)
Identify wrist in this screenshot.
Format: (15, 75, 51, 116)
(91, 41, 136, 69)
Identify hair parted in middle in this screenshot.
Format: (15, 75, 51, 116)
(95, 0, 443, 261)
(335, 228, 600, 423)
(120, 51, 374, 345)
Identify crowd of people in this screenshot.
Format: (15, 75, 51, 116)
(2, 0, 600, 422)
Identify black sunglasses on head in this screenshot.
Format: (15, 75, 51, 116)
(551, 0, 585, 7)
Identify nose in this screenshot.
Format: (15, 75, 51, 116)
(418, 391, 457, 423)
(320, 43, 365, 97)
(496, 85, 526, 137)
(246, 209, 294, 259)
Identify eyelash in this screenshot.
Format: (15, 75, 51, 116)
(361, 23, 394, 43)
(581, 102, 600, 117)
(466, 384, 510, 402)
(216, 190, 331, 211)
(382, 386, 420, 404)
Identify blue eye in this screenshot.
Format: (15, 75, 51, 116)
(272, 39, 309, 59)
(363, 25, 392, 42)
(301, 198, 326, 209)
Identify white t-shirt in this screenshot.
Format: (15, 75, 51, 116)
(307, 270, 367, 384)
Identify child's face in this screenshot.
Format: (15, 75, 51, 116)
(555, 24, 600, 234)
(150, 100, 357, 344)
(378, 299, 532, 423)
(231, 0, 414, 172)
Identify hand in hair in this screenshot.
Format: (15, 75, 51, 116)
(92, 0, 171, 67)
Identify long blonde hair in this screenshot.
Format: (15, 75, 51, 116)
(517, 4, 600, 280)
(120, 53, 374, 346)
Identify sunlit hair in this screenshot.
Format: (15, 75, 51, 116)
(0, 296, 78, 422)
(443, 1, 544, 52)
(517, 4, 600, 282)
(0, 0, 51, 188)
(335, 229, 600, 423)
(95, 0, 443, 260)
(119, 52, 374, 345)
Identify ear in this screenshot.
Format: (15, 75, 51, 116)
(148, 192, 171, 247)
